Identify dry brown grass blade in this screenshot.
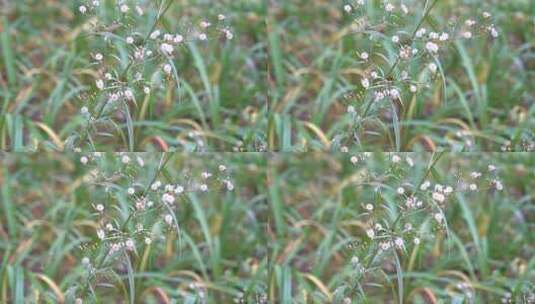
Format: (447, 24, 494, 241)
(35, 273, 65, 303)
(142, 287, 170, 304)
(34, 122, 64, 150)
(302, 273, 333, 301)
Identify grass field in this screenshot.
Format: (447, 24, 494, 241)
(1, 152, 534, 303)
(1, 0, 535, 303)
(1, 0, 267, 151)
(267, 0, 535, 151)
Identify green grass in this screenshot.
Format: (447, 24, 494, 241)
(0, 0, 267, 152)
(0, 0, 534, 303)
(1, 153, 533, 303)
(267, 0, 535, 151)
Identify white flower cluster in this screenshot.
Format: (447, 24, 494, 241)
(76, 153, 235, 297)
(340, 2, 499, 149)
(74, 1, 233, 150)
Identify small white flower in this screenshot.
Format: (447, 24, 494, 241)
(397, 187, 405, 195)
(164, 34, 173, 41)
(175, 185, 184, 194)
(164, 214, 173, 225)
(469, 183, 478, 191)
(126, 36, 134, 44)
(125, 239, 135, 250)
(95, 53, 103, 61)
(79, 5, 87, 14)
(136, 156, 144, 167)
(366, 228, 375, 239)
(344, 5, 352, 13)
(198, 33, 207, 41)
(145, 237, 152, 245)
(120, 4, 129, 13)
(470, 171, 482, 179)
(81, 257, 90, 265)
(425, 41, 439, 53)
(350, 156, 359, 164)
(392, 35, 400, 43)
(199, 184, 208, 192)
(413, 238, 420, 245)
(174, 34, 184, 43)
(439, 32, 449, 41)
(124, 89, 134, 100)
(135, 5, 144, 15)
(410, 85, 417, 93)
(434, 212, 444, 223)
(95, 204, 104, 212)
(96, 79, 104, 90)
(121, 155, 130, 164)
(401, 4, 408, 14)
(80, 106, 89, 115)
(218, 14, 226, 20)
(380, 241, 391, 251)
(394, 237, 404, 248)
(463, 31, 473, 39)
(392, 155, 401, 163)
(361, 78, 370, 89)
(483, 12, 491, 18)
(416, 28, 427, 38)
(420, 180, 431, 191)
(127, 187, 135, 195)
(428, 63, 438, 73)
(160, 43, 174, 55)
(365, 203, 374, 211)
(385, 3, 395, 12)
(163, 64, 173, 74)
(347, 105, 356, 114)
(80, 156, 89, 164)
(465, 19, 476, 27)
(162, 193, 175, 204)
(97, 229, 105, 240)
(406, 157, 414, 167)
(150, 30, 161, 40)
(490, 27, 499, 38)
(389, 88, 400, 98)
(360, 52, 369, 60)
(432, 192, 445, 203)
